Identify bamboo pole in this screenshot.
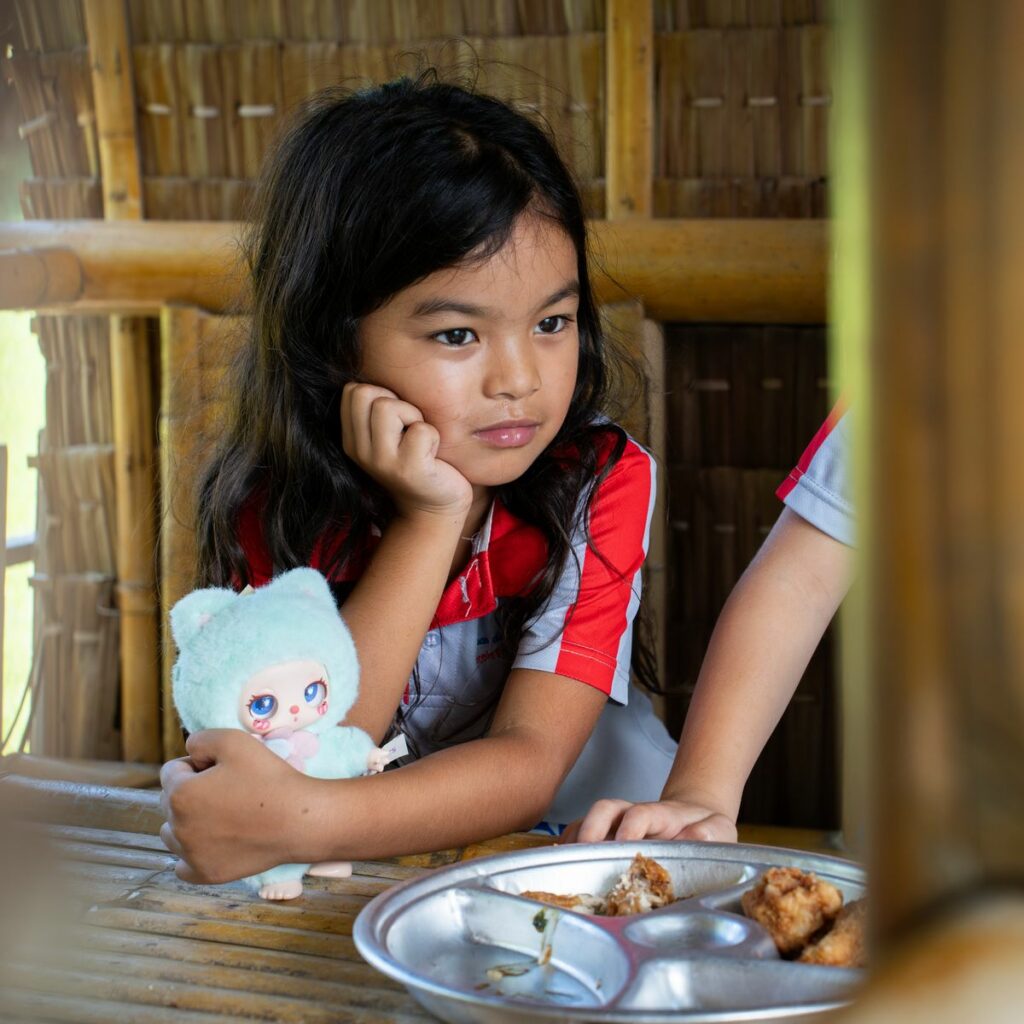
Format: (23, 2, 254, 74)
(84, 0, 161, 763)
(158, 305, 201, 761)
(0, 218, 829, 323)
(83, 0, 142, 221)
(834, 0, 1024, 1017)
(606, 0, 653, 219)
(0, 249, 82, 307)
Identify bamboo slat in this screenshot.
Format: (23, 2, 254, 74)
(0, 218, 829, 322)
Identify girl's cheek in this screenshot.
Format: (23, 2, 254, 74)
(317, 702, 328, 717)
(252, 718, 271, 732)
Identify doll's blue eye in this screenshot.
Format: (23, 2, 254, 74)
(304, 680, 327, 705)
(249, 695, 277, 718)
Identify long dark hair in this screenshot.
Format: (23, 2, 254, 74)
(196, 71, 658, 700)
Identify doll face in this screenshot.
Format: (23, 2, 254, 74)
(237, 658, 331, 733)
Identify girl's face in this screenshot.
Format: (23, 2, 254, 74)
(357, 213, 581, 490)
(238, 658, 330, 733)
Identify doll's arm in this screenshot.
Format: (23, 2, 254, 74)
(307, 725, 379, 781)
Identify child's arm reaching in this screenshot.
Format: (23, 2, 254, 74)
(160, 669, 607, 882)
(566, 508, 853, 843)
(335, 382, 475, 742)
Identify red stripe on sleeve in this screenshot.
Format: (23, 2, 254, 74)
(553, 437, 654, 694)
(776, 399, 847, 502)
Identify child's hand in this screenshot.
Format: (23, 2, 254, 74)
(159, 730, 324, 884)
(561, 797, 738, 845)
(341, 382, 473, 520)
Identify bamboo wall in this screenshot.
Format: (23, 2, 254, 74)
(4, 0, 836, 826)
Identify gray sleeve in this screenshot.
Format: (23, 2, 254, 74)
(780, 411, 856, 547)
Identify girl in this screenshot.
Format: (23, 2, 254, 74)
(160, 73, 677, 884)
(568, 406, 854, 844)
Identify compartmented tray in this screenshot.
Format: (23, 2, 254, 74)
(353, 841, 865, 1023)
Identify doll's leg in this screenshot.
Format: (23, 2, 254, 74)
(258, 878, 304, 900)
(308, 861, 353, 878)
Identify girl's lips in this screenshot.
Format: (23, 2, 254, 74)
(473, 423, 540, 448)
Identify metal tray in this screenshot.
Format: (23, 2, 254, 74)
(353, 841, 865, 1023)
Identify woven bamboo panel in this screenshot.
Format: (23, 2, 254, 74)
(654, 24, 831, 217)
(131, 34, 607, 219)
(127, 0, 605, 43)
(26, 574, 120, 759)
(19, 317, 121, 760)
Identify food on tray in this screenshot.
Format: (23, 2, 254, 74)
(519, 890, 604, 913)
(520, 853, 676, 916)
(604, 852, 675, 915)
(798, 898, 867, 968)
(741, 866, 843, 956)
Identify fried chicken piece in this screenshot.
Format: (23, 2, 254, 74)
(603, 853, 675, 916)
(799, 898, 867, 967)
(520, 890, 604, 913)
(741, 867, 843, 956)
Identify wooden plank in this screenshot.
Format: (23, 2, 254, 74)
(4, 988, 240, 1024)
(0, 218, 829, 323)
(5, 961, 427, 1024)
(70, 926, 408, 990)
(0, 752, 160, 787)
(40, 948, 418, 1016)
(0, 775, 164, 833)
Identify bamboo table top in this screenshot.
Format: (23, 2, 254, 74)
(1, 773, 839, 1023)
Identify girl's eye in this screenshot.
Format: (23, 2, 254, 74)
(432, 327, 477, 347)
(249, 695, 277, 718)
(536, 315, 572, 335)
(304, 680, 327, 705)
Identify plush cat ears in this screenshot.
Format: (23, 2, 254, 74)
(269, 567, 333, 604)
(170, 587, 237, 648)
(169, 568, 334, 649)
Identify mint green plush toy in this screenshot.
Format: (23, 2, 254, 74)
(170, 567, 384, 900)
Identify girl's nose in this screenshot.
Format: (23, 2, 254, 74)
(289, 705, 300, 715)
(484, 337, 541, 399)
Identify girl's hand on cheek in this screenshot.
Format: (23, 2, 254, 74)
(341, 382, 473, 521)
(159, 730, 322, 884)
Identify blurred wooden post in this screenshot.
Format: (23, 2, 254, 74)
(836, 0, 1024, 1016)
(606, 0, 668, 703)
(85, 0, 161, 762)
(1, 445, 7, 735)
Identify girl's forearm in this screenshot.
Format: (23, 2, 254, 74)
(340, 511, 464, 742)
(663, 511, 852, 820)
(302, 733, 558, 862)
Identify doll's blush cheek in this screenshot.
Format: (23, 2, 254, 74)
(317, 702, 328, 716)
